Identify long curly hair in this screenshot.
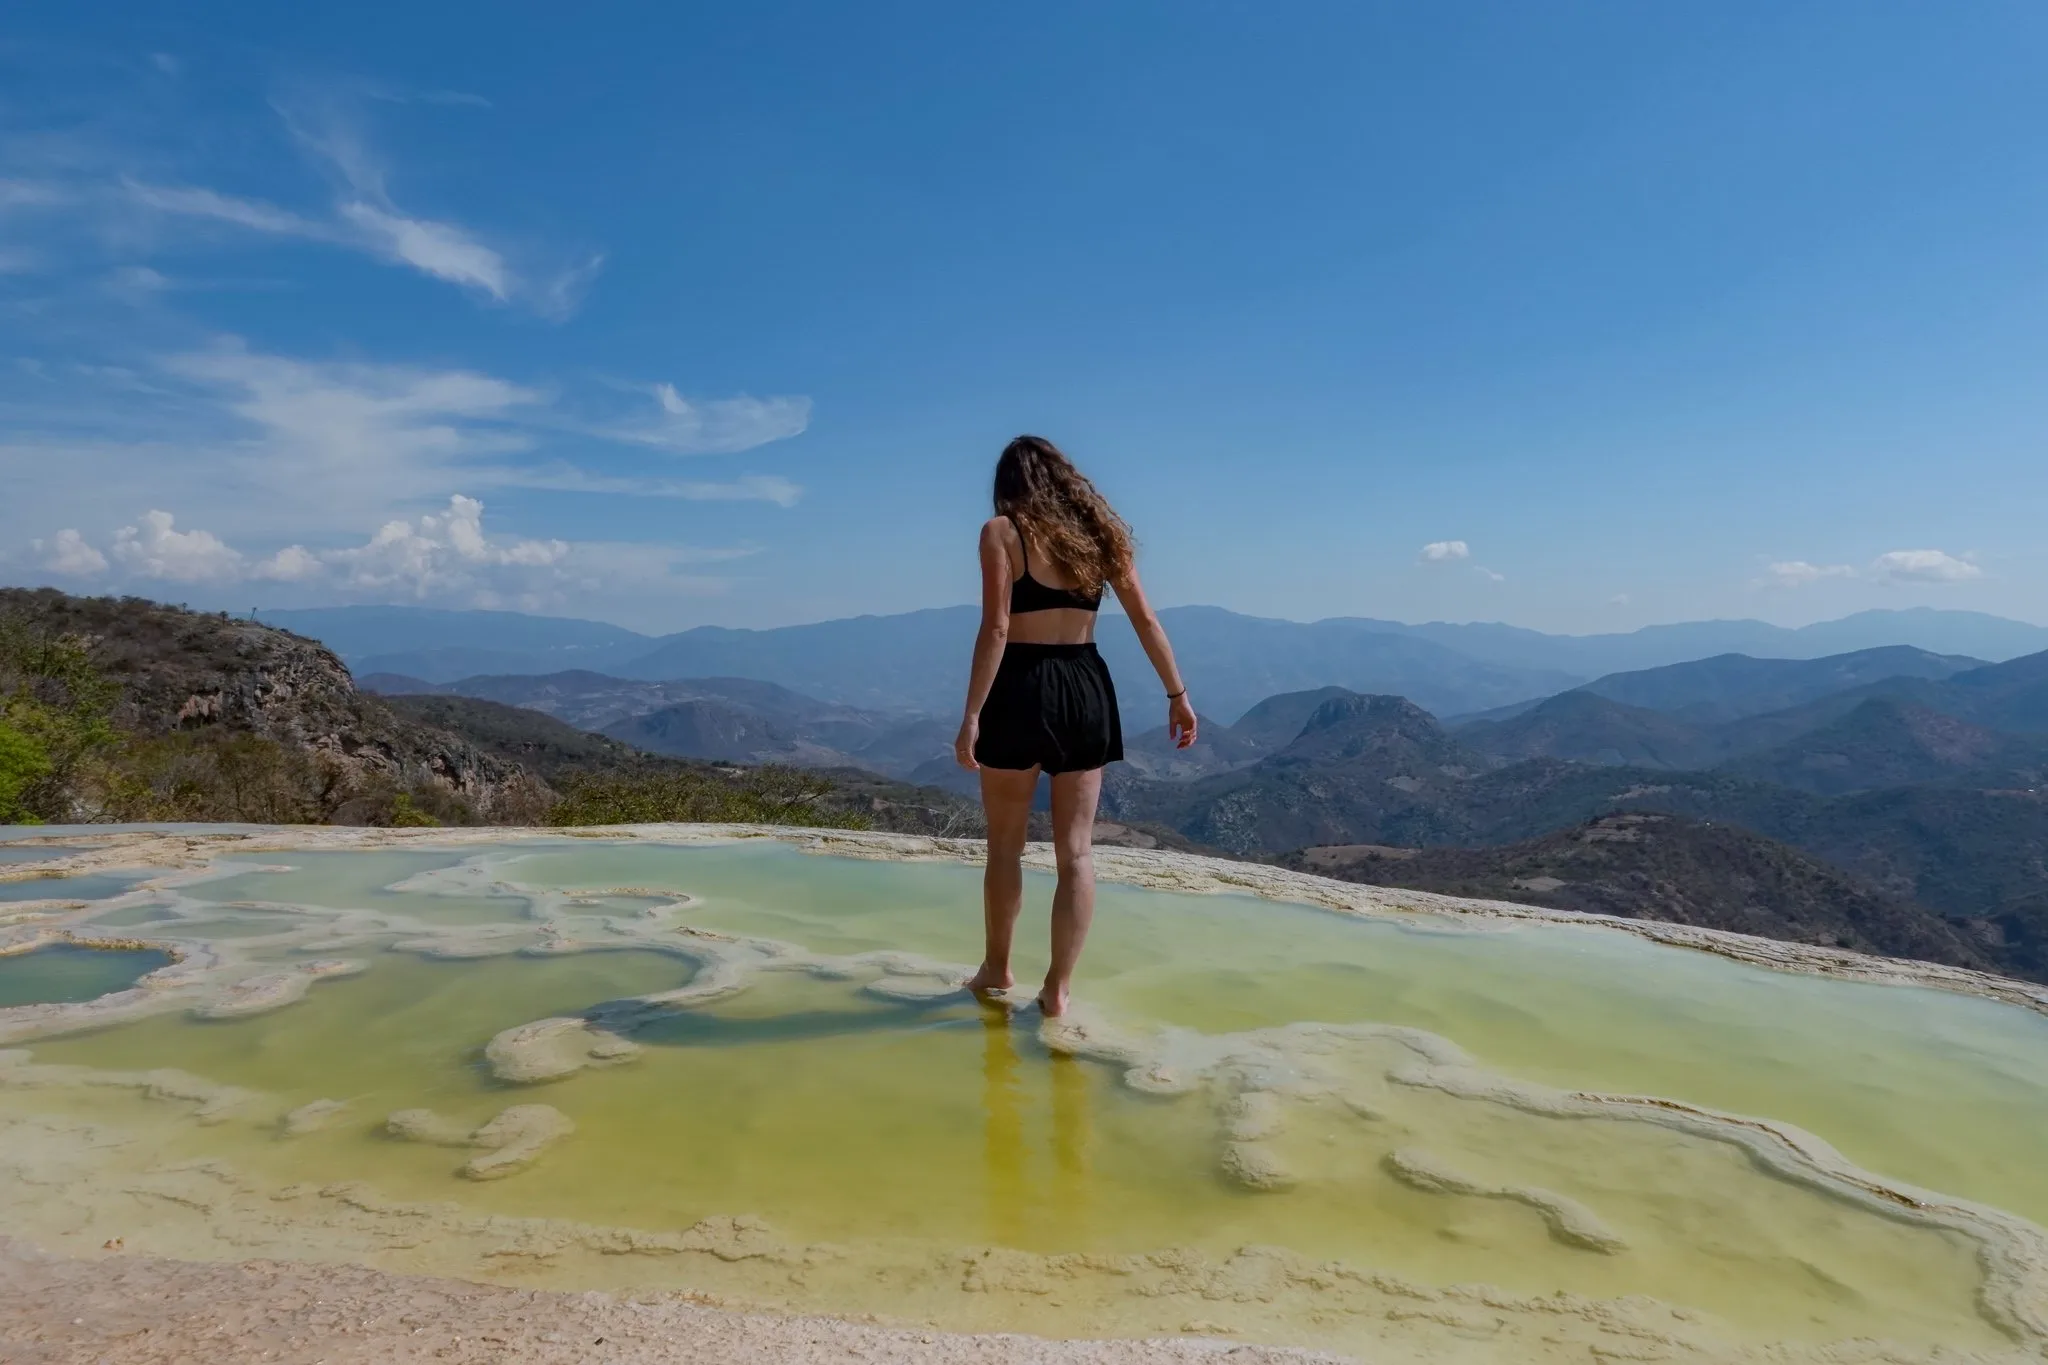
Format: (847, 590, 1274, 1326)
(992, 435, 1134, 595)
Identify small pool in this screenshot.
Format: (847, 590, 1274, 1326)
(0, 944, 171, 1007)
(0, 845, 85, 865)
(0, 870, 156, 903)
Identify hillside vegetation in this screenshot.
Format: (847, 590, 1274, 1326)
(0, 591, 977, 836)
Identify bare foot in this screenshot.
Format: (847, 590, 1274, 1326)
(1036, 985, 1070, 1017)
(965, 964, 1013, 998)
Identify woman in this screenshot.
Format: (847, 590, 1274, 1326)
(954, 435, 1197, 1016)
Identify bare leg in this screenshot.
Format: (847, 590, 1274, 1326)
(1040, 766, 1103, 1017)
(970, 765, 1038, 997)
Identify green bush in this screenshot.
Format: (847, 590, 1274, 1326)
(388, 792, 442, 827)
(0, 719, 52, 824)
(546, 765, 871, 830)
(0, 615, 122, 821)
(107, 731, 339, 824)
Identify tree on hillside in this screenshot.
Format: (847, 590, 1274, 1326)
(0, 614, 122, 822)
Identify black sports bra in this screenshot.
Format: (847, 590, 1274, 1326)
(1005, 517, 1103, 614)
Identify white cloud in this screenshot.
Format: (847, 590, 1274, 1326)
(1475, 566, 1506, 583)
(1760, 550, 1982, 589)
(159, 341, 542, 522)
(597, 384, 813, 455)
(150, 53, 182, 77)
(1608, 593, 1631, 606)
(1419, 540, 1470, 563)
(36, 497, 643, 610)
(337, 200, 510, 300)
(1764, 560, 1859, 587)
(110, 510, 244, 582)
(32, 529, 109, 576)
(126, 180, 329, 237)
(0, 179, 71, 210)
(507, 468, 805, 506)
(120, 105, 600, 316)
(254, 545, 322, 582)
(325, 495, 569, 595)
(1873, 549, 1982, 584)
(3, 341, 812, 546)
(663, 475, 804, 507)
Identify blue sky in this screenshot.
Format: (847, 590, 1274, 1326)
(3, 2, 2045, 634)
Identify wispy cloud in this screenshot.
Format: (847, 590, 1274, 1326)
(1762, 560, 1859, 588)
(509, 468, 805, 507)
(593, 383, 814, 455)
(1759, 550, 1982, 589)
(158, 340, 544, 520)
(126, 180, 327, 237)
(1873, 549, 1982, 584)
(111, 96, 600, 316)
(3, 340, 809, 567)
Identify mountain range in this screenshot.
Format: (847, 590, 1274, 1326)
(260, 604, 2048, 727)
(16, 589, 2045, 985)
(362, 671, 954, 778)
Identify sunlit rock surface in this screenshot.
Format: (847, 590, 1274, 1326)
(1, 823, 2046, 1362)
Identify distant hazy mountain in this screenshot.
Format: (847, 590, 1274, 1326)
(1361, 608, 2048, 677)
(271, 602, 2048, 723)
(357, 672, 444, 695)
(1453, 649, 2048, 794)
(1456, 691, 1729, 770)
(260, 605, 652, 677)
(1719, 699, 2048, 797)
(363, 668, 949, 777)
(1572, 646, 1983, 722)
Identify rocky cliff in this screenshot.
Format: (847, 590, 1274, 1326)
(0, 589, 530, 818)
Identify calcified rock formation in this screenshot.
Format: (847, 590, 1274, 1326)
(1384, 1148, 1627, 1254)
(0, 1050, 253, 1125)
(279, 1098, 348, 1136)
(484, 1018, 642, 1085)
(386, 1104, 575, 1180)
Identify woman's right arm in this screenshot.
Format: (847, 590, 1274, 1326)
(1109, 566, 1198, 749)
(955, 519, 1013, 769)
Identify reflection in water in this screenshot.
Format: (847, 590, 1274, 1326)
(981, 1008, 1092, 1247)
(1049, 1050, 1092, 1239)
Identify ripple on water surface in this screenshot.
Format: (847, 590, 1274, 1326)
(10, 837, 2048, 1356)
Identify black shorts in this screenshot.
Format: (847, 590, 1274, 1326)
(974, 643, 1124, 775)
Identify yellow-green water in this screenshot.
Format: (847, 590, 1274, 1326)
(17, 839, 2048, 1350)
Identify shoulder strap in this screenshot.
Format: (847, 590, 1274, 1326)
(1006, 515, 1032, 582)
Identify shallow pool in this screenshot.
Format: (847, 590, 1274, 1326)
(0, 944, 170, 1007)
(4, 836, 2045, 1361)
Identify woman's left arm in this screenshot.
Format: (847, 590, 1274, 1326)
(955, 519, 1013, 769)
(1110, 565, 1198, 749)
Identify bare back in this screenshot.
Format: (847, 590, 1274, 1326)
(998, 517, 1101, 645)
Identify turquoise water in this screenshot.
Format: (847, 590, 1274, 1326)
(0, 870, 155, 902)
(0, 944, 170, 1006)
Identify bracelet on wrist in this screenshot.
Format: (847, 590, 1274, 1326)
(1165, 687, 1187, 700)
